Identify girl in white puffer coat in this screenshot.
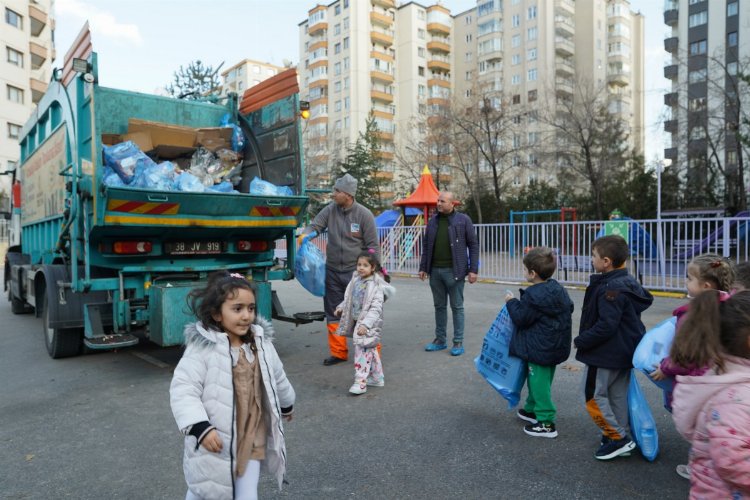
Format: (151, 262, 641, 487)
(170, 272, 295, 500)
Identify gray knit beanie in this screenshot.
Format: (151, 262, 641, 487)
(334, 173, 357, 197)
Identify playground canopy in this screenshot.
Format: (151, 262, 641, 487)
(393, 165, 440, 220)
(375, 207, 421, 227)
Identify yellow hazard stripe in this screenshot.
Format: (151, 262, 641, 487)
(103, 215, 298, 227)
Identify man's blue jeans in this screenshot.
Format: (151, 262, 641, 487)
(429, 267, 465, 344)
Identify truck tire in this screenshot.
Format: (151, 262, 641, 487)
(10, 290, 30, 314)
(42, 293, 81, 358)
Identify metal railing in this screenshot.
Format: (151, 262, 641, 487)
(279, 216, 750, 292)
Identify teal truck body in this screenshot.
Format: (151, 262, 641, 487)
(4, 34, 310, 358)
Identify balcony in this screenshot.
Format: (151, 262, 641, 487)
(438, 173, 453, 184)
(371, 29, 394, 47)
(556, 0, 575, 15)
(427, 57, 450, 72)
(371, 49, 394, 62)
(29, 41, 49, 69)
(375, 131, 395, 142)
(556, 77, 574, 95)
(664, 36, 678, 53)
(308, 40, 327, 52)
(555, 16, 575, 37)
(310, 96, 328, 107)
(308, 59, 327, 70)
(30, 77, 47, 104)
(370, 11, 394, 27)
(664, 8, 678, 26)
(427, 40, 451, 53)
(372, 0, 395, 8)
(555, 36, 575, 56)
(308, 21, 327, 35)
(427, 22, 451, 35)
(371, 89, 394, 103)
(371, 67, 395, 84)
(664, 147, 677, 160)
(664, 64, 678, 80)
(608, 70, 630, 86)
(29, 5, 48, 37)
(374, 166, 395, 176)
(664, 119, 678, 134)
(372, 104, 395, 117)
(428, 78, 450, 89)
(664, 91, 678, 107)
(309, 116, 328, 126)
(427, 97, 450, 107)
(309, 77, 328, 89)
(555, 58, 574, 76)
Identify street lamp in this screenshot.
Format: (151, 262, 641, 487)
(656, 159, 670, 289)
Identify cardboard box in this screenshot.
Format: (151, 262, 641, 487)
(122, 132, 154, 152)
(101, 134, 122, 146)
(128, 119, 197, 148)
(196, 127, 233, 152)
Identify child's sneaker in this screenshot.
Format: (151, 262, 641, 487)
(523, 422, 558, 438)
(349, 383, 366, 395)
(516, 409, 538, 424)
(595, 437, 636, 460)
(366, 378, 384, 387)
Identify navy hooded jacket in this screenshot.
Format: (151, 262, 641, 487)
(507, 279, 574, 366)
(574, 268, 654, 369)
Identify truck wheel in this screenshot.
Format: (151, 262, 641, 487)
(42, 293, 81, 358)
(10, 290, 30, 314)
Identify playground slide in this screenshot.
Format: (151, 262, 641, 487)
(675, 211, 750, 260)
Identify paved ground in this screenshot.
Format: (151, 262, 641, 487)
(0, 276, 691, 499)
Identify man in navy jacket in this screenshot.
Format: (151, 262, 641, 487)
(419, 191, 479, 356)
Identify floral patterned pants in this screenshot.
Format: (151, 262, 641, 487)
(353, 344, 384, 389)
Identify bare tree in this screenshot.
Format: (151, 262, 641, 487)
(165, 60, 223, 99)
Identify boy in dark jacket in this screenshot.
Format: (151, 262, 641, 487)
(505, 247, 574, 439)
(574, 235, 653, 460)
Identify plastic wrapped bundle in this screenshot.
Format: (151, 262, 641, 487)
(633, 317, 676, 391)
(628, 372, 659, 461)
(102, 166, 126, 187)
(103, 141, 156, 184)
(474, 306, 527, 408)
(249, 176, 294, 197)
(220, 113, 246, 152)
(141, 162, 177, 191)
(207, 181, 235, 193)
(295, 236, 325, 297)
(175, 172, 206, 192)
(189, 148, 218, 187)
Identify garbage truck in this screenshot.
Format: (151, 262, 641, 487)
(3, 26, 316, 358)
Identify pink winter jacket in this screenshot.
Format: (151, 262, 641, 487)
(672, 355, 750, 499)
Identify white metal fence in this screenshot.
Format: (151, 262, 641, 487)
(283, 216, 750, 292)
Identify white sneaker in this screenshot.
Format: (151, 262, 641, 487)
(366, 379, 384, 387)
(349, 383, 366, 395)
(676, 464, 690, 479)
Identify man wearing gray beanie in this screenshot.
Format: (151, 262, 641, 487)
(298, 173, 380, 365)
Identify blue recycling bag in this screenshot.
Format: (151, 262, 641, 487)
(628, 371, 659, 461)
(295, 237, 325, 297)
(633, 316, 676, 391)
(474, 306, 527, 409)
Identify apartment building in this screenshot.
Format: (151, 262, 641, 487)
(663, 0, 748, 209)
(298, 0, 643, 199)
(220, 59, 286, 97)
(1, 0, 54, 199)
(453, 0, 644, 188)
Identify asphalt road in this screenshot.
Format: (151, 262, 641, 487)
(0, 276, 691, 499)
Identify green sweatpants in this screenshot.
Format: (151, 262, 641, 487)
(522, 363, 557, 424)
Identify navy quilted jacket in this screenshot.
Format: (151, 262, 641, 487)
(419, 210, 479, 280)
(507, 279, 574, 366)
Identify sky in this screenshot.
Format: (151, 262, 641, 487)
(52, 0, 668, 164)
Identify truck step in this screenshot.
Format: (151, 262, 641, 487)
(83, 334, 139, 350)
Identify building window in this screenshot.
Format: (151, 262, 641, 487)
(689, 97, 706, 111)
(511, 74, 521, 85)
(688, 11, 707, 28)
(689, 39, 707, 55)
(466, 34, 472, 43)
(344, 0, 349, 7)
(465, 71, 471, 80)
(465, 51, 473, 62)
(5, 8, 22, 29)
(335, 120, 342, 130)
(418, 84, 426, 98)
(512, 14, 520, 27)
(527, 48, 537, 61)
(528, 89, 537, 102)
(728, 32, 738, 47)
(728, 61, 738, 75)
(512, 54, 521, 65)
(8, 122, 21, 139)
(334, 62, 341, 76)
(334, 3, 341, 15)
(418, 47, 426, 58)
(465, 15, 472, 24)
(335, 43, 341, 54)
(344, 77, 349, 89)
(334, 24, 341, 35)
(335, 81, 342, 92)
(343, 37, 349, 49)
(343, 17, 349, 30)
(418, 29, 426, 40)
(527, 27, 537, 41)
(418, 66, 425, 76)
(512, 35, 521, 48)
(418, 9, 425, 20)
(465, 89, 471, 98)
(727, 2, 738, 16)
(528, 6, 537, 20)
(334, 100, 342, 112)
(688, 68, 707, 83)
(7, 85, 23, 104)
(6, 46, 23, 67)
(344, 97, 350, 109)
(344, 117, 350, 128)
(527, 68, 537, 81)
(343, 57, 350, 70)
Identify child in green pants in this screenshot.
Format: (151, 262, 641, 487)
(505, 247, 574, 438)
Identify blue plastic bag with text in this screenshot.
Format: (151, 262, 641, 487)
(633, 316, 676, 391)
(295, 237, 325, 297)
(474, 306, 527, 409)
(628, 371, 659, 461)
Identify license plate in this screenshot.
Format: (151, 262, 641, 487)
(164, 241, 224, 255)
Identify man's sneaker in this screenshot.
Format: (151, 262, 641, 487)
(349, 383, 366, 395)
(676, 464, 691, 480)
(450, 343, 465, 356)
(366, 378, 385, 387)
(425, 339, 447, 351)
(595, 438, 636, 460)
(516, 409, 538, 424)
(524, 422, 558, 438)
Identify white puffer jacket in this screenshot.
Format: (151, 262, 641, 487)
(170, 318, 295, 499)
